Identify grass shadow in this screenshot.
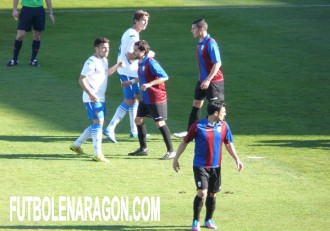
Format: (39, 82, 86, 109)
(252, 139, 330, 150)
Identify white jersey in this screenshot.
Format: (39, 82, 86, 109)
(81, 55, 108, 102)
(117, 28, 139, 78)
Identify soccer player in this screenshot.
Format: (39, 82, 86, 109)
(123, 40, 175, 160)
(174, 19, 224, 138)
(173, 101, 243, 231)
(6, 0, 55, 67)
(103, 10, 152, 143)
(70, 37, 122, 162)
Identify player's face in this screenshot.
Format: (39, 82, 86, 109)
(135, 16, 149, 31)
(218, 107, 226, 121)
(95, 43, 109, 58)
(191, 24, 202, 38)
(133, 45, 145, 59)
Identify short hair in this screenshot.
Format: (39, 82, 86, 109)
(134, 40, 150, 54)
(192, 18, 208, 30)
(94, 37, 109, 47)
(207, 100, 226, 115)
(133, 10, 149, 23)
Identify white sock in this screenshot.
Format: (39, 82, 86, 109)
(129, 102, 138, 135)
(74, 126, 92, 147)
(107, 102, 129, 133)
(91, 123, 103, 156)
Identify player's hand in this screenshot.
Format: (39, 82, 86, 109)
(237, 160, 243, 172)
(117, 61, 125, 68)
(148, 50, 156, 58)
(200, 79, 210, 90)
(12, 10, 18, 21)
(141, 83, 151, 91)
(49, 13, 55, 24)
(121, 81, 131, 87)
(173, 159, 180, 172)
(89, 94, 98, 103)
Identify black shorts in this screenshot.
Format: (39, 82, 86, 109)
(194, 80, 224, 102)
(193, 166, 221, 193)
(18, 6, 46, 32)
(137, 101, 168, 122)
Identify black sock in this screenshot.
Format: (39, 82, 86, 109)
(205, 195, 216, 221)
(159, 125, 173, 152)
(31, 40, 40, 61)
(13, 40, 23, 61)
(187, 106, 201, 131)
(137, 124, 147, 150)
(193, 195, 204, 221)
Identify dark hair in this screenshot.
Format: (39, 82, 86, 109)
(94, 37, 109, 47)
(133, 10, 149, 23)
(207, 100, 226, 115)
(192, 18, 208, 30)
(134, 40, 150, 54)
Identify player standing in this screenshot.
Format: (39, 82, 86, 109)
(173, 101, 243, 230)
(174, 19, 224, 138)
(103, 10, 152, 143)
(70, 37, 122, 162)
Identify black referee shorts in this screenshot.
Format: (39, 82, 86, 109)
(17, 6, 46, 32)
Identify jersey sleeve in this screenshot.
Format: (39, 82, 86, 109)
(126, 34, 139, 54)
(149, 59, 168, 78)
(81, 58, 96, 76)
(208, 40, 221, 63)
(184, 122, 198, 143)
(223, 122, 234, 144)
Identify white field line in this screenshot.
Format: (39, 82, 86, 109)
(1, 4, 330, 14)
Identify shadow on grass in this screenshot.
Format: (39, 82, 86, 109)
(0, 153, 83, 160)
(252, 139, 330, 150)
(0, 136, 77, 142)
(0, 225, 189, 230)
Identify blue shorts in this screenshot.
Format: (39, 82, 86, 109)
(119, 75, 140, 100)
(84, 102, 106, 120)
(18, 6, 46, 32)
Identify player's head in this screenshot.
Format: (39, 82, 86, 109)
(133, 40, 150, 59)
(192, 18, 208, 30)
(191, 19, 208, 38)
(207, 101, 226, 121)
(133, 10, 149, 32)
(94, 37, 110, 58)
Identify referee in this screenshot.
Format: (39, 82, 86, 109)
(6, 0, 55, 67)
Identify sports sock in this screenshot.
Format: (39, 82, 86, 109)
(187, 106, 201, 131)
(74, 125, 92, 146)
(205, 195, 216, 221)
(13, 40, 23, 61)
(91, 123, 103, 156)
(107, 102, 129, 133)
(193, 195, 204, 221)
(159, 125, 173, 152)
(137, 123, 147, 150)
(129, 102, 138, 135)
(31, 40, 40, 61)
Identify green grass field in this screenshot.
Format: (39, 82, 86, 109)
(0, 0, 329, 230)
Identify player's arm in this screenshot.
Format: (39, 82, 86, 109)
(121, 78, 139, 87)
(79, 75, 98, 102)
(108, 61, 123, 76)
(45, 0, 55, 24)
(172, 141, 188, 172)
(141, 77, 168, 91)
(200, 61, 221, 90)
(225, 142, 243, 172)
